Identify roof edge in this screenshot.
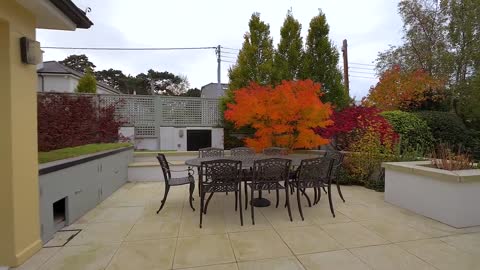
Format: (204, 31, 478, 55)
(49, 0, 93, 29)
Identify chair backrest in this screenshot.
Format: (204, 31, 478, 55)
(324, 151, 345, 179)
(252, 158, 291, 184)
(199, 159, 242, 186)
(156, 154, 171, 182)
(263, 147, 287, 156)
(231, 147, 255, 156)
(198, 147, 224, 158)
(297, 157, 334, 184)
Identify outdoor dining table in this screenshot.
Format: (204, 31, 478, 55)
(185, 153, 321, 207)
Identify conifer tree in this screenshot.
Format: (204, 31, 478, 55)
(302, 10, 349, 109)
(76, 67, 97, 93)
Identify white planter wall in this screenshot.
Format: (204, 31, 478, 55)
(383, 161, 480, 228)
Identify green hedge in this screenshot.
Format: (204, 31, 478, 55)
(381, 111, 433, 152)
(415, 111, 479, 156)
(39, 143, 132, 164)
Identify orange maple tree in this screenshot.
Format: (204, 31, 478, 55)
(363, 65, 444, 111)
(224, 80, 333, 151)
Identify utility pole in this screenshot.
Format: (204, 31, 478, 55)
(341, 39, 349, 97)
(216, 45, 222, 97)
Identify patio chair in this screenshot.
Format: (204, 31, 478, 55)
(249, 158, 292, 224)
(291, 157, 335, 220)
(263, 147, 287, 156)
(325, 151, 346, 202)
(199, 159, 243, 228)
(231, 147, 255, 156)
(156, 154, 195, 213)
(198, 147, 224, 158)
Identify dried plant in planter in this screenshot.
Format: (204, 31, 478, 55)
(430, 144, 476, 170)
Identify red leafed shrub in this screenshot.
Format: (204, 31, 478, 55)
(38, 94, 125, 151)
(315, 106, 398, 150)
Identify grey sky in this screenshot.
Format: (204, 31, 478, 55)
(37, 0, 403, 99)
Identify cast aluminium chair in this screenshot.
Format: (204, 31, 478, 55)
(156, 154, 195, 213)
(292, 157, 335, 220)
(325, 151, 346, 202)
(249, 158, 292, 224)
(198, 147, 224, 158)
(199, 159, 243, 228)
(231, 147, 255, 156)
(263, 147, 288, 156)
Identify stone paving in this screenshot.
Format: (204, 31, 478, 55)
(14, 181, 480, 270)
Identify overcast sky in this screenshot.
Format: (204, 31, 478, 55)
(37, 0, 403, 99)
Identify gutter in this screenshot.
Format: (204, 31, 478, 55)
(49, 0, 94, 29)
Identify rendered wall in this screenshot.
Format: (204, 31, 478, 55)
(0, 1, 42, 266)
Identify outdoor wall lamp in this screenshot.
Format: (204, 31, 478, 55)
(20, 37, 42, 65)
(179, 129, 184, 138)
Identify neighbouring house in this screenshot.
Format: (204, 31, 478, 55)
(200, 82, 228, 98)
(37, 61, 120, 94)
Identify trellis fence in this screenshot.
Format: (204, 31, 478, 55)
(38, 93, 222, 138)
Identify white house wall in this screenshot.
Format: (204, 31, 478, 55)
(38, 74, 74, 93)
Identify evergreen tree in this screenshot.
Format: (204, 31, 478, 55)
(302, 10, 349, 109)
(60, 54, 96, 74)
(228, 13, 274, 91)
(273, 11, 304, 84)
(76, 67, 97, 93)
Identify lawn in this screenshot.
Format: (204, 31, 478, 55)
(39, 143, 132, 164)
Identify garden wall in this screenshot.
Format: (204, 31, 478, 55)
(38, 146, 133, 243)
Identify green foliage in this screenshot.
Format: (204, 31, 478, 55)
(415, 111, 470, 146)
(95, 68, 128, 93)
(228, 13, 274, 92)
(76, 68, 97, 93)
(180, 88, 201, 97)
(273, 11, 303, 84)
(457, 72, 480, 130)
(302, 10, 349, 109)
(60, 54, 96, 73)
(38, 143, 131, 164)
(381, 110, 433, 152)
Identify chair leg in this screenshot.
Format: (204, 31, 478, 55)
(251, 187, 255, 225)
(235, 190, 238, 211)
(244, 181, 249, 210)
(322, 186, 327, 194)
(156, 184, 170, 214)
(316, 187, 322, 204)
(296, 184, 304, 221)
(189, 183, 195, 211)
(238, 184, 243, 226)
(275, 188, 280, 208)
(301, 189, 312, 207)
(336, 180, 346, 202)
(204, 192, 214, 214)
(199, 192, 205, 228)
(285, 186, 293, 222)
(327, 184, 335, 218)
(313, 187, 318, 205)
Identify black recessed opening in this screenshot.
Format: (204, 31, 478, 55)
(187, 130, 212, 151)
(53, 197, 66, 226)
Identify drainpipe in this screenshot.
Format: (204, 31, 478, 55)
(40, 74, 45, 92)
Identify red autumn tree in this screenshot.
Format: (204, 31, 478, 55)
(224, 80, 333, 152)
(363, 65, 444, 111)
(316, 106, 398, 150)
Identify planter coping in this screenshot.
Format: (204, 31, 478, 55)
(382, 161, 480, 183)
(129, 161, 185, 167)
(39, 146, 134, 175)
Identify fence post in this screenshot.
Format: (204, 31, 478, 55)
(154, 95, 163, 150)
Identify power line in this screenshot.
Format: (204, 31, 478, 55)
(350, 62, 375, 67)
(220, 55, 237, 59)
(40, 46, 217, 51)
(350, 70, 377, 75)
(221, 60, 236, 64)
(350, 75, 377, 79)
(220, 51, 238, 55)
(350, 66, 375, 71)
(221, 46, 240, 51)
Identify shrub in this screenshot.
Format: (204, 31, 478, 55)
(38, 94, 124, 151)
(316, 106, 398, 150)
(430, 144, 476, 170)
(415, 111, 472, 148)
(381, 110, 433, 152)
(76, 68, 97, 93)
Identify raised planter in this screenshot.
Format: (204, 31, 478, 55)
(39, 146, 133, 243)
(383, 161, 480, 228)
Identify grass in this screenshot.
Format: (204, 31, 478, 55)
(39, 143, 132, 164)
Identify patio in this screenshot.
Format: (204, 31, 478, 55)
(15, 177, 480, 270)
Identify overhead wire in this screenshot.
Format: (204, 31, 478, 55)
(40, 46, 217, 51)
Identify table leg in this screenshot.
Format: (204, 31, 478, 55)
(251, 190, 271, 207)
